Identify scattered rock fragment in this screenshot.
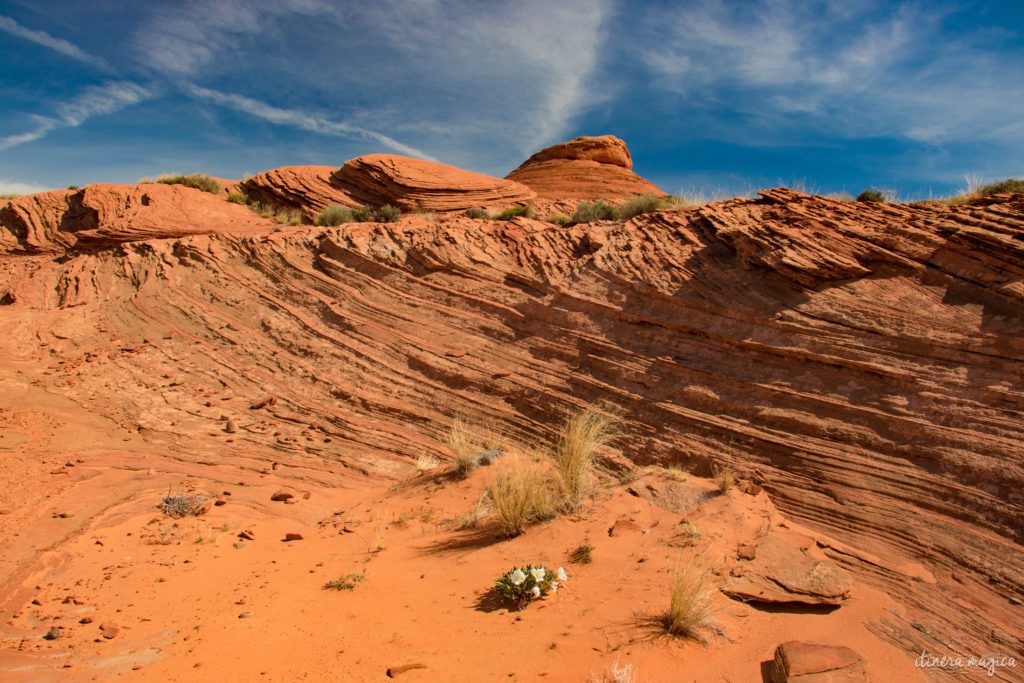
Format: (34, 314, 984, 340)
(387, 663, 427, 678)
(99, 622, 120, 639)
(250, 395, 277, 410)
(770, 641, 867, 682)
(608, 519, 642, 537)
(238, 529, 255, 541)
(43, 627, 61, 640)
(271, 490, 295, 502)
(284, 533, 304, 542)
(737, 543, 758, 561)
(224, 419, 238, 434)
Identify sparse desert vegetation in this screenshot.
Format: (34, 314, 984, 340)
(494, 205, 536, 221)
(315, 204, 353, 226)
(662, 559, 719, 640)
(553, 407, 619, 511)
(144, 173, 222, 194)
(486, 454, 556, 536)
(572, 199, 620, 223)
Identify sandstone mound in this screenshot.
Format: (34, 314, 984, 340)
(0, 183, 272, 253)
(506, 134, 665, 200)
(241, 156, 536, 216)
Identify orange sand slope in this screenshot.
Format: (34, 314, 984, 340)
(0, 139, 1021, 681)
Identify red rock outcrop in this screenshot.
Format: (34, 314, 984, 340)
(0, 183, 272, 253)
(506, 135, 665, 200)
(241, 156, 536, 217)
(0, 189, 1022, 679)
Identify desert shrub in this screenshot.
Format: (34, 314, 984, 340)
(618, 193, 664, 219)
(663, 560, 718, 639)
(554, 407, 619, 511)
(464, 207, 489, 219)
(351, 205, 374, 222)
(323, 573, 364, 591)
(226, 190, 249, 204)
(572, 199, 618, 223)
(824, 191, 854, 201)
(494, 205, 535, 221)
(661, 194, 689, 208)
(856, 189, 886, 203)
(156, 173, 222, 194)
(315, 204, 353, 226)
(486, 456, 556, 536)
(977, 178, 1024, 197)
(374, 204, 402, 222)
(159, 491, 209, 518)
(712, 464, 735, 494)
(494, 565, 567, 610)
(547, 214, 570, 226)
(0, 194, 19, 200)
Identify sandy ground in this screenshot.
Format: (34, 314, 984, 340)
(0, 361, 926, 682)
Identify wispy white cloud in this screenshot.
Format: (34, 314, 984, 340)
(638, 1, 1024, 148)
(0, 15, 109, 69)
(0, 82, 153, 150)
(132, 0, 611, 165)
(184, 85, 437, 161)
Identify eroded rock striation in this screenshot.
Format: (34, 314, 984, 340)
(241, 156, 535, 216)
(506, 135, 665, 199)
(0, 183, 272, 253)
(1, 178, 1022, 678)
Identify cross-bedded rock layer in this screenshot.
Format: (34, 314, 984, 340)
(1, 178, 1022, 678)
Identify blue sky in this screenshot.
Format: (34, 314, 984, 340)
(1, 1, 1021, 199)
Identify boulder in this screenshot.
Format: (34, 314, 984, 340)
(771, 641, 867, 682)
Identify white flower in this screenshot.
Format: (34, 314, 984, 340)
(530, 567, 547, 583)
(531, 585, 541, 598)
(551, 582, 558, 593)
(557, 567, 568, 581)
(509, 569, 526, 586)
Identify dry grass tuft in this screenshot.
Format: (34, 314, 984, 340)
(554, 407, 620, 511)
(415, 454, 440, 472)
(486, 455, 556, 537)
(663, 559, 719, 639)
(712, 464, 735, 494)
(589, 658, 637, 683)
(446, 416, 481, 476)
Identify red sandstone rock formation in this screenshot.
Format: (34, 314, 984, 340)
(1, 173, 1022, 679)
(0, 183, 272, 253)
(241, 156, 535, 217)
(506, 135, 665, 200)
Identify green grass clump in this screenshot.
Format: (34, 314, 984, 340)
(977, 178, 1024, 197)
(374, 204, 402, 222)
(618, 193, 665, 219)
(554, 407, 619, 511)
(351, 205, 374, 222)
(315, 204, 353, 226)
(494, 205, 536, 221)
(226, 190, 249, 204)
(154, 174, 222, 194)
(464, 207, 489, 219)
(856, 189, 887, 203)
(0, 194, 20, 200)
(547, 214, 570, 226)
(572, 200, 618, 223)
